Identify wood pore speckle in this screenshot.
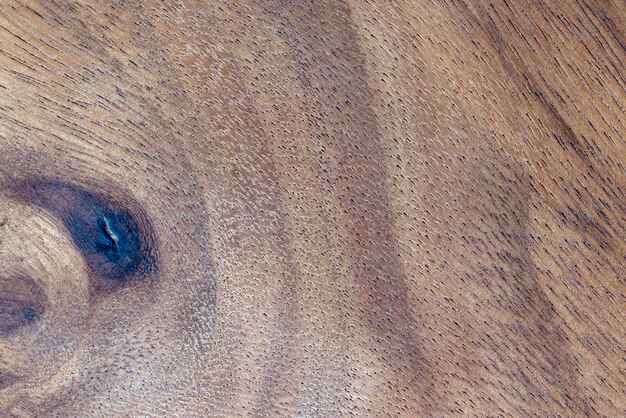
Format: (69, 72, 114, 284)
(0, 0, 624, 416)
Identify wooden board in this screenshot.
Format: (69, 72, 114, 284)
(0, 0, 624, 416)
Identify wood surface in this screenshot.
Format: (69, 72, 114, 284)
(0, 0, 624, 416)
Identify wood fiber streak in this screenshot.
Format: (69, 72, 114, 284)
(0, 0, 624, 417)
(259, 1, 434, 414)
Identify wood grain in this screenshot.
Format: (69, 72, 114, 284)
(0, 0, 624, 416)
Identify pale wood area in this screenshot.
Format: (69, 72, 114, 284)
(0, 1, 624, 416)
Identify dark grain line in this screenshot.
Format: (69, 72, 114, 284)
(260, 1, 434, 413)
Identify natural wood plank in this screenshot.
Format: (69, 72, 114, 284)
(0, 0, 624, 416)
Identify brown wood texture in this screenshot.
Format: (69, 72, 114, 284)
(0, 0, 624, 416)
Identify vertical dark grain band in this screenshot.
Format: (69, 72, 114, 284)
(259, 1, 434, 413)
